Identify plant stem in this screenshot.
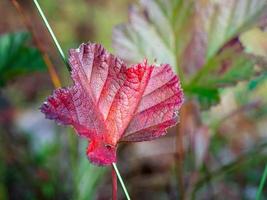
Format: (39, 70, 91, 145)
(176, 103, 186, 200)
(112, 163, 131, 200)
(112, 166, 118, 200)
(256, 163, 267, 200)
(33, 0, 70, 71)
(10, 0, 62, 88)
(32, 1, 130, 199)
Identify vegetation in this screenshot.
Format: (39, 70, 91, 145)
(0, 0, 267, 199)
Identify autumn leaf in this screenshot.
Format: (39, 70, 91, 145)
(40, 43, 184, 166)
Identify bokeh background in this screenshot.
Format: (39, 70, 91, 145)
(0, 0, 267, 199)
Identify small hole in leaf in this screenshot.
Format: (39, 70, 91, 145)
(105, 144, 112, 150)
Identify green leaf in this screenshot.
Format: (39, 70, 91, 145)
(113, 0, 266, 74)
(185, 85, 220, 109)
(193, 46, 255, 87)
(187, 42, 256, 108)
(113, 0, 267, 109)
(182, 0, 267, 84)
(113, 0, 195, 75)
(202, 0, 267, 59)
(0, 32, 46, 86)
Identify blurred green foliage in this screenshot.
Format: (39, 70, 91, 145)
(0, 32, 46, 86)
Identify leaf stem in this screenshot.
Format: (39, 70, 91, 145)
(176, 103, 186, 200)
(112, 163, 131, 200)
(112, 166, 118, 200)
(33, 0, 70, 70)
(256, 163, 267, 200)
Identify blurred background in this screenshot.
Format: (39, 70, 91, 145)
(0, 0, 267, 199)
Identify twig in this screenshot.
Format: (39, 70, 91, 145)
(10, 0, 62, 88)
(33, 0, 70, 70)
(256, 163, 267, 200)
(112, 166, 118, 200)
(112, 163, 131, 200)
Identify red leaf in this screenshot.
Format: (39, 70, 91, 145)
(41, 43, 184, 166)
